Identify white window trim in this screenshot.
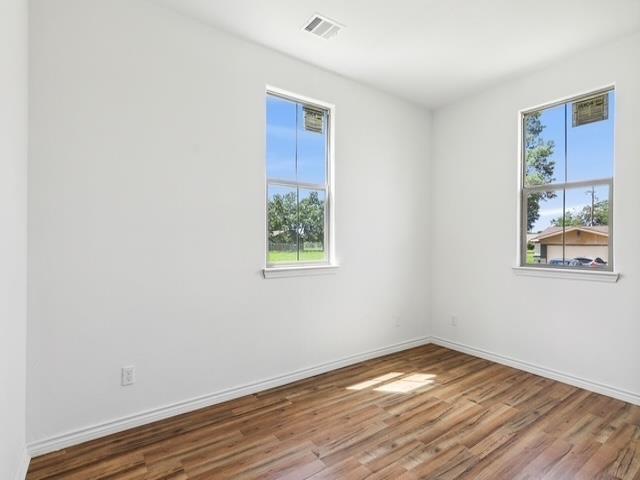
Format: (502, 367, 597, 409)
(263, 264, 339, 279)
(514, 84, 619, 281)
(512, 266, 619, 283)
(263, 86, 338, 279)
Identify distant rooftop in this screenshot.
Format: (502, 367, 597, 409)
(530, 225, 609, 242)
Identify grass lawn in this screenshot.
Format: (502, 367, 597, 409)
(268, 250, 326, 263)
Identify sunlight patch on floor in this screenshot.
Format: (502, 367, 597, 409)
(347, 372, 436, 393)
(374, 376, 434, 393)
(346, 372, 404, 390)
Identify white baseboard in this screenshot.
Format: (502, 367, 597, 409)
(27, 334, 640, 458)
(15, 448, 30, 480)
(27, 336, 431, 457)
(431, 336, 640, 406)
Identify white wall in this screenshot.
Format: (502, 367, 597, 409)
(431, 33, 640, 399)
(28, 0, 431, 445)
(0, 0, 28, 477)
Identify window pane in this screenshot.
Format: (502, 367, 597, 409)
(563, 184, 610, 268)
(266, 95, 297, 181)
(296, 104, 327, 185)
(298, 189, 326, 262)
(567, 91, 614, 183)
(524, 104, 565, 187)
(267, 185, 298, 264)
(266, 93, 330, 266)
(526, 189, 564, 265)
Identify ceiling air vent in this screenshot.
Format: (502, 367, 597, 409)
(303, 14, 343, 40)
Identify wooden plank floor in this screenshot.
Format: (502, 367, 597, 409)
(28, 345, 640, 479)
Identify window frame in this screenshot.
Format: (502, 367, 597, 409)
(517, 86, 615, 273)
(264, 86, 336, 271)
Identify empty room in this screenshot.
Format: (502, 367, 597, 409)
(3, 0, 640, 478)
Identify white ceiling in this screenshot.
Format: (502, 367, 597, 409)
(155, 0, 640, 108)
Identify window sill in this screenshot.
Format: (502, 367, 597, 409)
(512, 266, 619, 283)
(263, 264, 339, 279)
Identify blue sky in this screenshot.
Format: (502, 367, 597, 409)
(266, 95, 327, 190)
(530, 91, 614, 232)
(267, 92, 613, 233)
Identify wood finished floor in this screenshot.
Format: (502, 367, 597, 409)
(28, 345, 640, 480)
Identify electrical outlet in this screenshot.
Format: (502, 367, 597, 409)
(450, 315, 458, 327)
(121, 366, 136, 386)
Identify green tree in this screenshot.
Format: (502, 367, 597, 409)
(298, 192, 324, 243)
(524, 112, 556, 231)
(268, 191, 297, 245)
(588, 198, 609, 226)
(268, 191, 325, 246)
(552, 196, 609, 227)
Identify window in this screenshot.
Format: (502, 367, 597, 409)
(520, 88, 614, 271)
(265, 90, 332, 267)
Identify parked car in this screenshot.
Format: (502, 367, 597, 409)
(552, 257, 608, 267)
(572, 257, 593, 266)
(548, 259, 573, 266)
(590, 257, 607, 266)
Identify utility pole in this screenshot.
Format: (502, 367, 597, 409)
(586, 187, 595, 226)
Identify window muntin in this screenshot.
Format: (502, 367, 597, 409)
(266, 92, 330, 266)
(521, 89, 614, 270)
